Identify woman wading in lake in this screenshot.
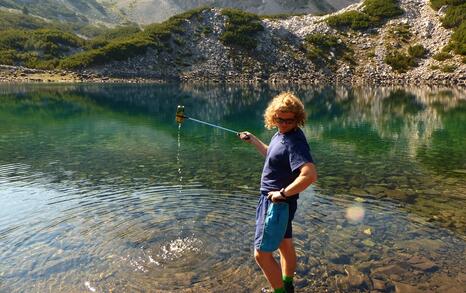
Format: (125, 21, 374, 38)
(240, 92, 317, 293)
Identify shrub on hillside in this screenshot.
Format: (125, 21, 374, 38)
(306, 34, 342, 50)
(430, 0, 465, 56)
(31, 29, 84, 55)
(221, 31, 258, 50)
(363, 0, 404, 20)
(384, 50, 417, 72)
(389, 24, 412, 41)
(101, 38, 152, 60)
(326, 11, 374, 30)
(408, 44, 426, 58)
(441, 3, 466, 28)
(449, 21, 466, 55)
(304, 33, 352, 64)
(430, 0, 464, 11)
(59, 50, 104, 69)
(87, 25, 142, 49)
(220, 8, 264, 50)
(60, 36, 153, 69)
(385, 23, 412, 48)
(326, 0, 403, 31)
(433, 52, 453, 61)
(201, 26, 212, 35)
(440, 64, 457, 72)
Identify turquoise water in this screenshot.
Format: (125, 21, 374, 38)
(0, 84, 465, 292)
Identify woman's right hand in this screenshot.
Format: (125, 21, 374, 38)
(239, 131, 268, 156)
(239, 131, 252, 142)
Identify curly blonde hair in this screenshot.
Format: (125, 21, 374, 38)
(264, 92, 306, 129)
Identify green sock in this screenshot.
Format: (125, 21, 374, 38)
(283, 275, 293, 285)
(274, 288, 285, 293)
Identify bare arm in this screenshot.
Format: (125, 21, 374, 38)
(239, 132, 268, 157)
(268, 162, 317, 202)
(283, 163, 317, 195)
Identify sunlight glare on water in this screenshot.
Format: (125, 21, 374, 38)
(345, 205, 366, 223)
(157, 236, 203, 262)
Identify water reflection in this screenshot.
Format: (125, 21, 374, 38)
(0, 83, 465, 292)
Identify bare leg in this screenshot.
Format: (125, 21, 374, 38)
(255, 249, 284, 289)
(278, 238, 296, 277)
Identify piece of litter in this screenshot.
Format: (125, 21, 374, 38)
(363, 228, 372, 235)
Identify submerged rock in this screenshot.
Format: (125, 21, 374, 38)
(336, 266, 369, 290)
(407, 255, 438, 272)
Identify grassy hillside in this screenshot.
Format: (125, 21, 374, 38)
(0, 7, 267, 70)
(0, 0, 86, 23)
(326, 0, 403, 30)
(86, 25, 142, 49)
(430, 0, 466, 56)
(0, 10, 141, 69)
(0, 10, 111, 37)
(0, 29, 85, 69)
(59, 7, 206, 69)
(220, 8, 264, 50)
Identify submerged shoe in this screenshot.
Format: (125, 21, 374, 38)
(284, 282, 294, 293)
(261, 288, 288, 293)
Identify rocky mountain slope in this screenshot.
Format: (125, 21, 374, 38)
(0, 0, 464, 85)
(109, 0, 357, 24)
(83, 0, 464, 85)
(261, 0, 465, 85)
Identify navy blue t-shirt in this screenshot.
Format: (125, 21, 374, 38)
(260, 128, 314, 198)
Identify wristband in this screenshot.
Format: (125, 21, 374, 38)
(280, 188, 287, 198)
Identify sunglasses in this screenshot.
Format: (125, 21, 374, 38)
(274, 117, 296, 125)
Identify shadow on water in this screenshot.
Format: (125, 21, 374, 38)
(0, 83, 465, 292)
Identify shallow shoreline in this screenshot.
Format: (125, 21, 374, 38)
(1, 65, 465, 87)
(0, 65, 165, 84)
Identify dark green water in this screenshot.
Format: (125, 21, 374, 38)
(0, 84, 465, 292)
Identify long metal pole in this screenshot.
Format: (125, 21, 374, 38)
(185, 117, 238, 135)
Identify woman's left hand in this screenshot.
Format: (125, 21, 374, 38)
(267, 191, 285, 202)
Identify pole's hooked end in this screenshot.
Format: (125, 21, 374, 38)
(176, 105, 185, 124)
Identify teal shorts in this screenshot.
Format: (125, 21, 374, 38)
(254, 193, 297, 252)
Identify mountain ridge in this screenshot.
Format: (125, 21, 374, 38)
(0, 0, 358, 25)
(0, 0, 121, 25)
(0, 0, 464, 85)
(110, 0, 356, 24)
